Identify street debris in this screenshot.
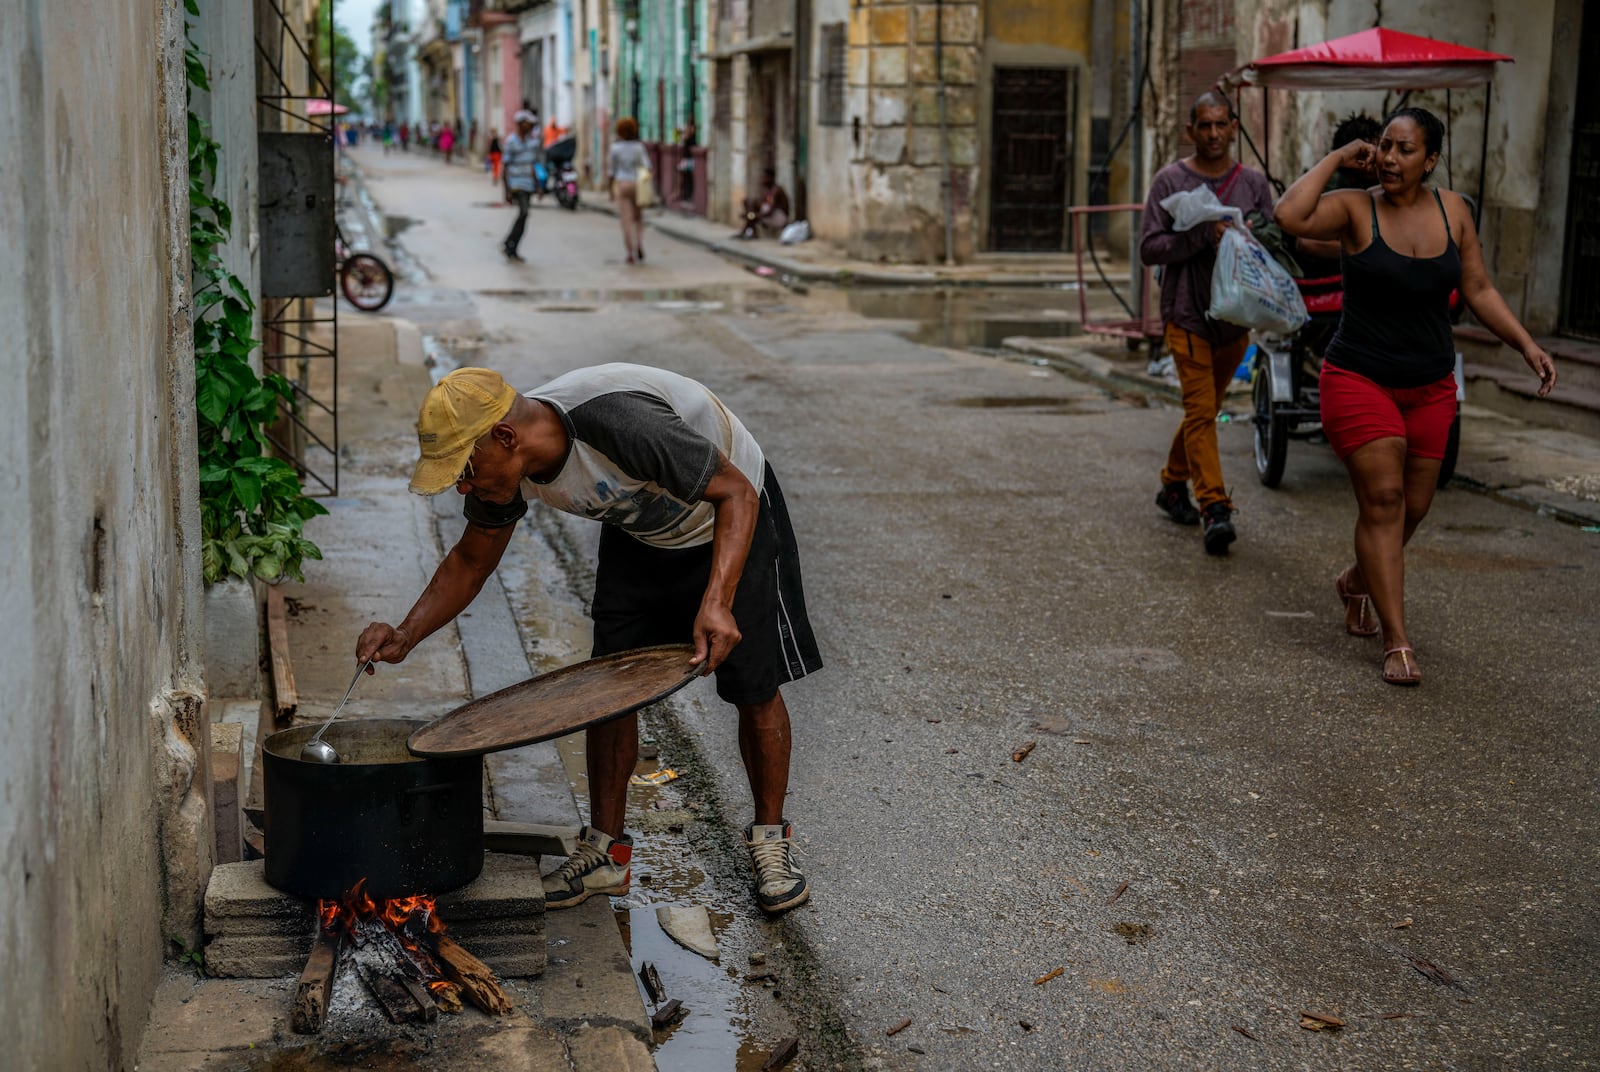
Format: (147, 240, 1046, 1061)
(650, 998, 687, 1030)
(1073, 739, 1091, 745)
(887, 1017, 913, 1036)
(1405, 953, 1461, 988)
(1107, 881, 1130, 905)
(1012, 740, 1037, 763)
(945, 747, 960, 754)
(908, 1045, 927, 1054)
(630, 769, 679, 786)
(762, 1036, 799, 1070)
(1300, 1010, 1345, 1031)
(1018, 1020, 1033, 1032)
(1381, 1012, 1413, 1020)
(1033, 967, 1064, 986)
(1392, 917, 1414, 928)
(656, 905, 720, 961)
(638, 962, 665, 1003)
(1265, 610, 1315, 618)
(749, 952, 767, 966)
(1232, 1025, 1257, 1041)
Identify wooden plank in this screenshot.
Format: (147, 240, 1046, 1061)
(355, 955, 435, 1024)
(432, 934, 513, 1015)
(761, 1037, 799, 1071)
(266, 587, 298, 722)
(650, 998, 685, 1031)
(290, 927, 342, 1035)
(483, 819, 577, 858)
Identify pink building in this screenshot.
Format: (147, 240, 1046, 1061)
(472, 9, 522, 144)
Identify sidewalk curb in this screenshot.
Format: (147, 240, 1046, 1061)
(581, 197, 1081, 288)
(1000, 336, 1600, 528)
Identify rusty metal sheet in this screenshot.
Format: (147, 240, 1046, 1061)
(407, 645, 701, 758)
(259, 131, 335, 298)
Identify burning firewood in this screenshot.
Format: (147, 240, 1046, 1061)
(291, 926, 342, 1034)
(432, 934, 514, 1015)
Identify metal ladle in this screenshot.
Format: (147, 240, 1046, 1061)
(301, 657, 375, 764)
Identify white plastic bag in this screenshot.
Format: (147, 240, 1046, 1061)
(779, 219, 811, 245)
(1209, 227, 1309, 335)
(1159, 185, 1242, 232)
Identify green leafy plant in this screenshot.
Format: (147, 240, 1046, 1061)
(186, 2, 326, 585)
(170, 934, 209, 977)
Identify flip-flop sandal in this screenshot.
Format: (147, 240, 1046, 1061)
(1336, 570, 1380, 637)
(1382, 646, 1422, 686)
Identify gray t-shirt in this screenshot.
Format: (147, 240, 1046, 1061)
(609, 140, 649, 182)
(1138, 161, 1275, 343)
(463, 363, 765, 549)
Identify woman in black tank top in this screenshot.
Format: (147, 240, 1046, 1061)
(1276, 108, 1557, 687)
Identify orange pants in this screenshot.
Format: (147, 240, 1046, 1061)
(1159, 323, 1250, 510)
(489, 152, 502, 183)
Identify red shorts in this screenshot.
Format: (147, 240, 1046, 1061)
(1319, 364, 1457, 461)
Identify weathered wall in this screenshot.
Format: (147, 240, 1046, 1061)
(1231, 0, 1565, 326)
(0, 0, 206, 1068)
(804, 0, 854, 242)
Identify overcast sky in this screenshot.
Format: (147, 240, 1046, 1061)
(338, 0, 381, 56)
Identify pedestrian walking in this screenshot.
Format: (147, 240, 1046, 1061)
(439, 122, 456, 165)
(486, 129, 503, 187)
(357, 364, 822, 916)
(609, 117, 650, 264)
(1276, 107, 1556, 685)
(500, 110, 540, 262)
(1139, 91, 1276, 556)
(398, 121, 409, 151)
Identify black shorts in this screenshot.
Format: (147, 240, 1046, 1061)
(590, 464, 822, 706)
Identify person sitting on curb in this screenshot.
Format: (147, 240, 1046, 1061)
(737, 166, 790, 240)
(1139, 90, 1276, 556)
(356, 365, 823, 916)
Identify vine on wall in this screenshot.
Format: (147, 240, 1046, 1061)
(185, 0, 326, 585)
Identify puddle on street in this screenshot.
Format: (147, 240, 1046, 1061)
(478, 286, 787, 314)
(839, 286, 1083, 350)
(383, 213, 419, 239)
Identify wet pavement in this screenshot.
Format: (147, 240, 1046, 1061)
(333, 144, 1599, 1072)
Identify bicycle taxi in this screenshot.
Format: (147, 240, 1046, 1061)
(1224, 29, 1513, 488)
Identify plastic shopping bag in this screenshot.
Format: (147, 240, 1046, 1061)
(1209, 227, 1309, 335)
(636, 167, 657, 207)
(779, 220, 811, 245)
(1159, 185, 1243, 232)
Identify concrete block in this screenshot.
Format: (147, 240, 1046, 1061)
(871, 46, 907, 86)
(205, 949, 306, 978)
(566, 1024, 655, 1072)
(847, 43, 870, 86)
(870, 6, 908, 44)
(203, 576, 261, 699)
(210, 722, 244, 865)
(910, 85, 979, 126)
(910, 44, 937, 84)
(948, 126, 979, 167)
(941, 3, 981, 44)
(911, 128, 943, 166)
(204, 861, 309, 921)
(942, 45, 979, 85)
(869, 127, 908, 165)
(870, 88, 909, 128)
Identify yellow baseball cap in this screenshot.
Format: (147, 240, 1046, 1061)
(408, 367, 520, 495)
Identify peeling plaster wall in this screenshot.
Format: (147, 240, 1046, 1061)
(0, 1, 206, 1068)
(1232, 0, 1566, 326)
(805, 0, 854, 243)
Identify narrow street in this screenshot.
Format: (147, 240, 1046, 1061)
(349, 145, 1598, 1071)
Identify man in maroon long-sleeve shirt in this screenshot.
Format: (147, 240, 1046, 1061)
(1140, 91, 1275, 555)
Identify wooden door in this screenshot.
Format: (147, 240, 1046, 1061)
(988, 67, 1075, 252)
(1562, 13, 1600, 338)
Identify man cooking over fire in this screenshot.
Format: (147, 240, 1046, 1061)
(356, 365, 822, 916)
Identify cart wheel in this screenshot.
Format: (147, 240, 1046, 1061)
(340, 253, 394, 312)
(1436, 406, 1461, 488)
(1252, 357, 1288, 488)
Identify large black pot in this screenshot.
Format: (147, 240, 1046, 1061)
(262, 718, 484, 900)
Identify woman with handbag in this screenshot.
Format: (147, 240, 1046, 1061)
(609, 117, 651, 264)
(1276, 107, 1556, 685)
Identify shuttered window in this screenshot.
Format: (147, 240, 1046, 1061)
(818, 23, 846, 127)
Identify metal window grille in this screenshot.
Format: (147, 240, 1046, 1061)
(818, 22, 846, 127)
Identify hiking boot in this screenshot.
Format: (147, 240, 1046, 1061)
(1155, 481, 1200, 525)
(744, 821, 809, 915)
(542, 826, 632, 909)
(1202, 502, 1236, 556)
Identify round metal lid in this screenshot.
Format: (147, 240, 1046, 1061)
(407, 644, 702, 758)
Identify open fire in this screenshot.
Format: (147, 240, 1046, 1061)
(293, 879, 513, 1034)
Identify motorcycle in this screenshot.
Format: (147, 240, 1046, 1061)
(546, 136, 579, 211)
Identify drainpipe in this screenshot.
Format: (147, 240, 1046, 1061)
(935, 0, 954, 266)
(1127, 0, 1144, 324)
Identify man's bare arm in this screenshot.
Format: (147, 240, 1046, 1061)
(691, 455, 760, 673)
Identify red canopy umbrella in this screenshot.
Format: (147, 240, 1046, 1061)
(305, 98, 349, 117)
(1223, 28, 1514, 213)
(1238, 27, 1513, 91)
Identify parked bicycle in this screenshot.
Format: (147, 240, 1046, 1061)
(335, 226, 395, 312)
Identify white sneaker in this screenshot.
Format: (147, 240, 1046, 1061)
(744, 820, 809, 914)
(542, 826, 632, 909)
